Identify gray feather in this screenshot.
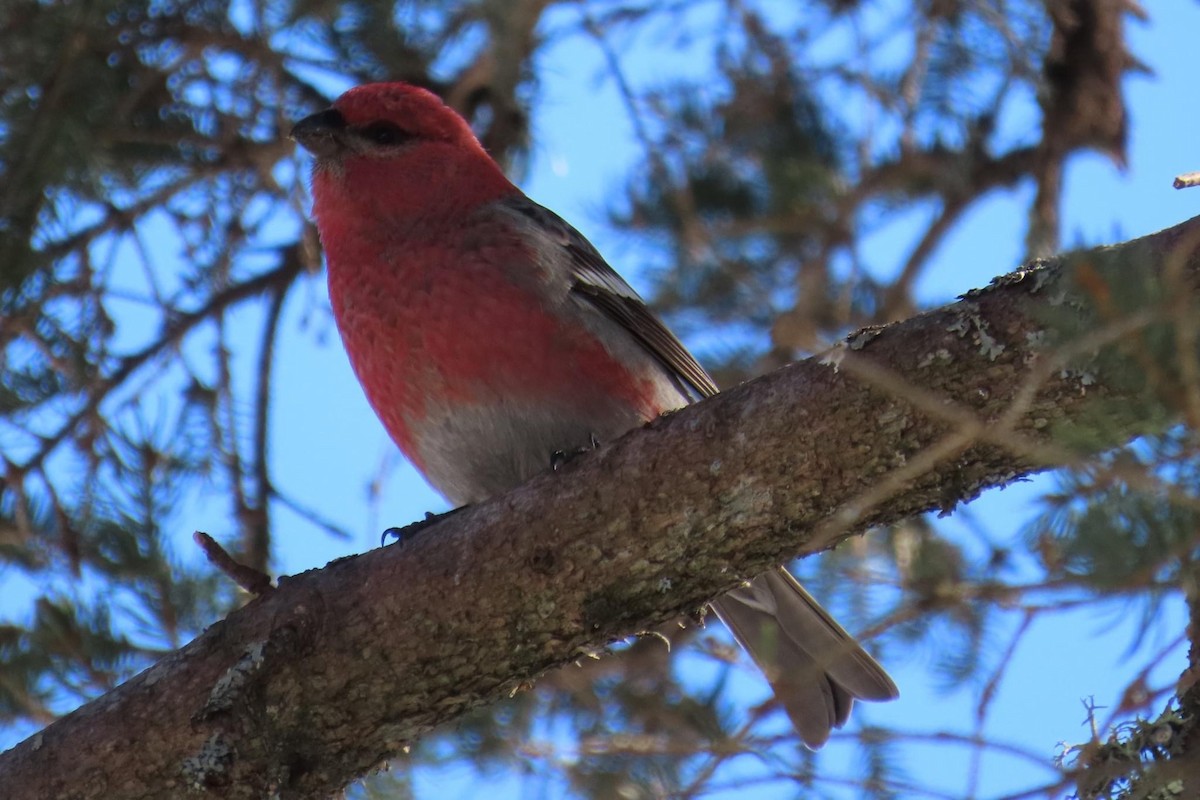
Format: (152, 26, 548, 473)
(712, 570, 898, 748)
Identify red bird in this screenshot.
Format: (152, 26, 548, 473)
(291, 82, 897, 748)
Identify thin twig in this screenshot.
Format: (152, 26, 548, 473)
(21, 258, 303, 474)
(1173, 172, 1200, 190)
(193, 531, 274, 595)
(249, 282, 290, 571)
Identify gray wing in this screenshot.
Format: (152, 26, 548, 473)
(505, 197, 719, 401)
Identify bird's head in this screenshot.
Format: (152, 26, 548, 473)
(291, 83, 513, 217)
(291, 83, 483, 160)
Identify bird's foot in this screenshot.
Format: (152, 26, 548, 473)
(550, 433, 602, 472)
(380, 507, 465, 547)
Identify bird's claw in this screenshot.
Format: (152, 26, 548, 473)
(550, 434, 602, 472)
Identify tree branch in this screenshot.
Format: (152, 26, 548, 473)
(3, 216, 1199, 800)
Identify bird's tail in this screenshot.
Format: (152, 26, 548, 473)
(710, 567, 897, 749)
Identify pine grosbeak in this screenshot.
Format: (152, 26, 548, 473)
(291, 82, 897, 748)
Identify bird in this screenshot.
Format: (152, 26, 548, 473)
(291, 82, 897, 748)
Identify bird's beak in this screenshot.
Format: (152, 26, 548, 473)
(290, 108, 347, 159)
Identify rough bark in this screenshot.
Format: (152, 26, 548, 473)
(3, 215, 1199, 800)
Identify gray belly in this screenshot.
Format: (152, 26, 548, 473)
(409, 400, 655, 505)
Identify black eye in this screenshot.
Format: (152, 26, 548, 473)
(359, 121, 410, 146)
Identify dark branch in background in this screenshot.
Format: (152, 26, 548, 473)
(20, 256, 304, 477)
(2, 216, 1198, 800)
(1030, 0, 1140, 258)
(444, 0, 549, 160)
(605, 3, 1142, 385)
(247, 281, 290, 574)
(216, 298, 249, 579)
(880, 196, 970, 322)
